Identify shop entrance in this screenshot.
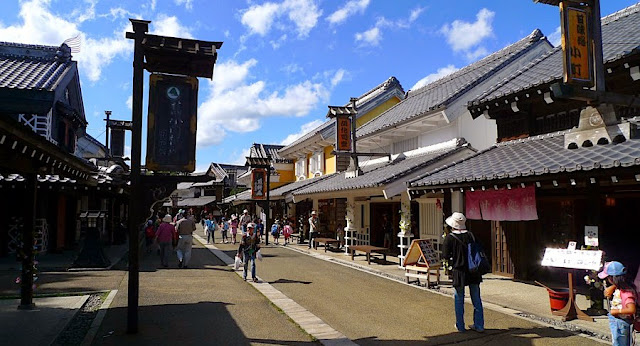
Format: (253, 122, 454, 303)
(491, 221, 515, 277)
(370, 202, 399, 251)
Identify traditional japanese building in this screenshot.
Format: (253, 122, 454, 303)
(289, 29, 553, 264)
(408, 3, 640, 280)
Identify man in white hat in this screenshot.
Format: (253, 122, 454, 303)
(308, 211, 318, 249)
(175, 211, 196, 268)
(239, 209, 252, 235)
(442, 212, 484, 333)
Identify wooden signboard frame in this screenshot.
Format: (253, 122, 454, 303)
(541, 247, 602, 322)
(404, 239, 441, 287)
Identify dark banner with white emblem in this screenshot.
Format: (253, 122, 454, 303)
(146, 73, 198, 172)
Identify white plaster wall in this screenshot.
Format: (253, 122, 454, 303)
(418, 123, 457, 148)
(458, 110, 497, 151)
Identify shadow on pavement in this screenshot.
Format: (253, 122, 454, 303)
(354, 326, 591, 345)
(268, 278, 312, 285)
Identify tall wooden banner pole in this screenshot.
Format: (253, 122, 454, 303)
(126, 18, 149, 334)
(18, 172, 37, 309)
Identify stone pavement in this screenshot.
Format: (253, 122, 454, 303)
(268, 238, 611, 341)
(91, 239, 315, 345)
(0, 295, 88, 345)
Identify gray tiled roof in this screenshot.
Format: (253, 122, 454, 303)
(0, 172, 117, 185)
(409, 131, 640, 188)
(250, 143, 292, 163)
(269, 173, 336, 197)
(0, 42, 73, 90)
(280, 76, 404, 152)
(356, 29, 548, 138)
(469, 3, 640, 107)
(222, 188, 252, 204)
(293, 140, 470, 195)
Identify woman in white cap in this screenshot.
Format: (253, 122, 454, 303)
(442, 212, 484, 332)
(154, 214, 176, 268)
(237, 222, 260, 282)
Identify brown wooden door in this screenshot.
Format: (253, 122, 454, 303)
(491, 221, 515, 277)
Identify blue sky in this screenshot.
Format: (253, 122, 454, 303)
(1, 0, 637, 171)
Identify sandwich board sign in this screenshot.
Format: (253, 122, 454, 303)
(404, 239, 440, 268)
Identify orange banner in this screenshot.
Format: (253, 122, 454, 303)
(335, 115, 351, 152)
(562, 4, 593, 86)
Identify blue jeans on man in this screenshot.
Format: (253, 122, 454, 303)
(608, 314, 632, 346)
(243, 253, 256, 280)
(454, 284, 484, 332)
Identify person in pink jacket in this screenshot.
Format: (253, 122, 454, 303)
(155, 214, 176, 268)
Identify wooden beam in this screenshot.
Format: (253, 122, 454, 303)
(551, 82, 640, 107)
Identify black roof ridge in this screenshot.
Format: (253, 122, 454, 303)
(495, 130, 567, 147)
(407, 29, 544, 99)
(602, 2, 640, 25)
(469, 46, 562, 106)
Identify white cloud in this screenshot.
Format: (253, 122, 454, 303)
(282, 63, 304, 75)
(151, 14, 193, 38)
(71, 0, 98, 24)
(355, 26, 381, 46)
(174, 0, 194, 10)
(126, 95, 133, 110)
(411, 65, 459, 90)
(331, 69, 346, 87)
(326, 0, 370, 25)
(240, 0, 321, 39)
(440, 8, 494, 60)
(548, 26, 561, 47)
(354, 7, 424, 47)
(241, 2, 280, 36)
(230, 149, 251, 166)
(197, 59, 330, 147)
(0, 0, 132, 83)
(280, 119, 325, 145)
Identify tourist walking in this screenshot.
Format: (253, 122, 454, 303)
(271, 219, 281, 245)
(230, 215, 239, 244)
(382, 214, 393, 250)
(204, 215, 215, 244)
(283, 221, 293, 245)
(239, 209, 252, 234)
(599, 261, 637, 346)
(255, 218, 264, 242)
(175, 213, 196, 268)
(308, 211, 318, 249)
(237, 223, 260, 282)
(443, 212, 484, 332)
(220, 217, 229, 243)
(155, 215, 176, 267)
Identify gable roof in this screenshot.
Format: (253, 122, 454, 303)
(0, 42, 74, 91)
(469, 3, 640, 111)
(356, 30, 550, 139)
(293, 139, 471, 196)
(250, 143, 291, 163)
(279, 76, 405, 155)
(409, 128, 640, 189)
(269, 173, 336, 198)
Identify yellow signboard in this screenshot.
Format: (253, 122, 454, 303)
(561, 3, 593, 86)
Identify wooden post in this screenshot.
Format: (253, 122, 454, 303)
(126, 18, 149, 334)
(552, 271, 593, 321)
(18, 172, 37, 310)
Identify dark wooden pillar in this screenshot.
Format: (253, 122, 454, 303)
(19, 172, 37, 309)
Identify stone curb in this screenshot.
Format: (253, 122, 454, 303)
(80, 289, 118, 346)
(193, 233, 356, 346)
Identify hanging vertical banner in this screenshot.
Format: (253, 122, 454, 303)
(146, 73, 198, 172)
(335, 114, 352, 152)
(251, 168, 267, 200)
(560, 2, 593, 87)
(110, 129, 125, 157)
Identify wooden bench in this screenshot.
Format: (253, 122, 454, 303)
(290, 232, 303, 244)
(349, 245, 388, 264)
(405, 264, 441, 287)
(313, 237, 341, 252)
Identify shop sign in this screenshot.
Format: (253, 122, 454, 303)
(146, 73, 199, 172)
(541, 248, 602, 271)
(110, 128, 125, 157)
(251, 168, 267, 200)
(561, 2, 593, 86)
(465, 186, 538, 221)
(335, 114, 352, 152)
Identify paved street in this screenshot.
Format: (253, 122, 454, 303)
(213, 237, 603, 345)
(92, 240, 315, 345)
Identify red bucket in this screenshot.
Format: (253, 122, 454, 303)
(547, 288, 570, 311)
